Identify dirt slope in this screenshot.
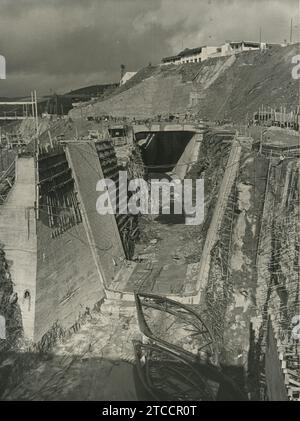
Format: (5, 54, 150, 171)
(69, 44, 299, 122)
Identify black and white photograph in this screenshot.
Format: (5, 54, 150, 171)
(0, 0, 299, 406)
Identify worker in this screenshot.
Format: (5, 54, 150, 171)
(85, 306, 92, 320)
(276, 154, 285, 166)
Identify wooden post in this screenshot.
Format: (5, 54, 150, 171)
(259, 128, 263, 155)
(34, 90, 39, 138)
(48, 130, 53, 149)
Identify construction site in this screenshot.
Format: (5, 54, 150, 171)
(0, 34, 299, 402)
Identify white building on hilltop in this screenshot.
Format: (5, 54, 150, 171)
(161, 46, 219, 65)
(161, 41, 283, 65)
(221, 41, 267, 56)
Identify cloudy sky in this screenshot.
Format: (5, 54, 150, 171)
(0, 0, 299, 97)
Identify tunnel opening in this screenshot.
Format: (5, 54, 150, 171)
(137, 131, 195, 175)
(135, 131, 195, 225)
(135, 130, 197, 226)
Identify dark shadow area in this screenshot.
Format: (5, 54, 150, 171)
(139, 131, 194, 173)
(247, 322, 262, 400)
(133, 341, 247, 401)
(155, 213, 185, 224)
(0, 351, 140, 401)
(134, 359, 246, 401)
(0, 349, 247, 401)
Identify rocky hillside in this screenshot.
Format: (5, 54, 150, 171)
(69, 44, 299, 122)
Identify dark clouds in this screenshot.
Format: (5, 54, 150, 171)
(0, 0, 299, 96)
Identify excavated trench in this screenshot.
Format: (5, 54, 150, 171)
(124, 129, 236, 297)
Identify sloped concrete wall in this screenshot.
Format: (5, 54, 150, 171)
(34, 147, 108, 342)
(0, 146, 126, 343)
(66, 142, 125, 288)
(0, 156, 37, 340)
(35, 218, 104, 342)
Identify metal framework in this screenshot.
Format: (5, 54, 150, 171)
(134, 292, 214, 357)
(133, 340, 215, 400)
(0, 91, 38, 126)
(133, 340, 245, 401)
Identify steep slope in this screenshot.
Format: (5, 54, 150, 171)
(198, 44, 299, 121)
(69, 44, 299, 122)
(70, 71, 194, 119)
